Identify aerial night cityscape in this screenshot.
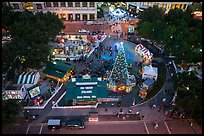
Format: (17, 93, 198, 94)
(2, 1, 202, 134)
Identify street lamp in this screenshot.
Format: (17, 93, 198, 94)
(186, 87, 189, 90)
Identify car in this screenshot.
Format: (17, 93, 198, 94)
(48, 119, 61, 130)
(65, 120, 85, 129)
(92, 29, 101, 34)
(84, 21, 93, 25)
(94, 21, 103, 25)
(79, 29, 89, 33)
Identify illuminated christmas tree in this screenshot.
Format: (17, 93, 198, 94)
(108, 42, 132, 92)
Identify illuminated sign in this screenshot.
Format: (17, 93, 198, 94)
(29, 86, 41, 98)
(81, 90, 92, 93)
(76, 82, 97, 86)
(82, 74, 91, 80)
(77, 95, 96, 98)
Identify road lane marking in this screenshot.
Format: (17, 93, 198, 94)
(26, 124, 31, 134)
(164, 121, 171, 134)
(143, 121, 150, 134)
(39, 124, 43, 134)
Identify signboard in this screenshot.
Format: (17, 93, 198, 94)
(82, 74, 91, 80)
(29, 86, 41, 98)
(128, 26, 135, 33)
(89, 112, 98, 122)
(89, 118, 98, 122)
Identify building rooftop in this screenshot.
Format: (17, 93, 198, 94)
(64, 76, 108, 100)
(43, 60, 74, 78)
(4, 84, 23, 90)
(143, 78, 154, 87)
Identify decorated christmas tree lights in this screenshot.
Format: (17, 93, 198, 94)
(108, 42, 132, 93)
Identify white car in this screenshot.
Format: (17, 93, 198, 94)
(78, 29, 89, 33)
(84, 21, 93, 25)
(94, 22, 103, 25)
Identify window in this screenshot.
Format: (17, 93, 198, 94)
(61, 2, 66, 7)
(13, 4, 19, 9)
(46, 2, 51, 7)
(53, 2, 59, 7)
(89, 2, 95, 7)
(36, 4, 42, 9)
(75, 2, 80, 7)
(22, 2, 33, 10)
(22, 88, 24, 92)
(90, 14, 95, 20)
(75, 14, 80, 21)
(82, 2, 87, 7)
(68, 2, 73, 7)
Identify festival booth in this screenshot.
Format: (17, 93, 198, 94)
(142, 65, 158, 81)
(2, 71, 41, 100)
(27, 85, 44, 105)
(2, 84, 27, 100)
(87, 35, 96, 44)
(135, 44, 153, 64)
(16, 71, 41, 88)
(63, 75, 109, 106)
(139, 78, 155, 99)
(43, 60, 75, 83)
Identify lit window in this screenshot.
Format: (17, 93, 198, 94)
(75, 2, 80, 7)
(61, 2, 66, 7)
(89, 2, 95, 7)
(68, 2, 73, 7)
(46, 2, 51, 7)
(22, 2, 33, 10)
(53, 2, 59, 7)
(82, 2, 87, 7)
(36, 4, 42, 9)
(13, 3, 19, 9)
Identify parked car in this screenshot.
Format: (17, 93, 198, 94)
(79, 29, 90, 33)
(84, 21, 93, 25)
(94, 21, 103, 25)
(92, 29, 101, 35)
(48, 119, 61, 130)
(65, 120, 85, 129)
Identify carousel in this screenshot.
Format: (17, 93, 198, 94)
(110, 8, 127, 19)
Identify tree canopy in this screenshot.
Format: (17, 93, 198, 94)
(137, 6, 202, 64)
(173, 71, 202, 126)
(2, 100, 22, 128)
(2, 5, 64, 81)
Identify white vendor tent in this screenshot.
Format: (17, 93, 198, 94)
(142, 65, 158, 81)
(16, 71, 40, 88)
(110, 8, 126, 18)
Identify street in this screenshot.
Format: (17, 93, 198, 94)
(3, 119, 201, 134)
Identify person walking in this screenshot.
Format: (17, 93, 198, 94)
(154, 120, 159, 129)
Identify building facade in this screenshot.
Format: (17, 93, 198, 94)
(6, 2, 97, 21)
(126, 2, 193, 14)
